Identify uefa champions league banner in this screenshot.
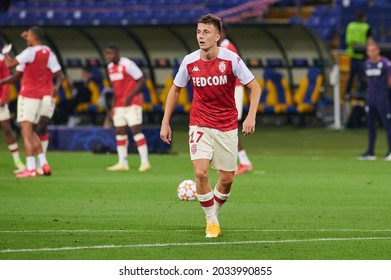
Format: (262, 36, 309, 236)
(47, 125, 170, 153)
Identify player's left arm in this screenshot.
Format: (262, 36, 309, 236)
(124, 59, 145, 106)
(243, 79, 261, 136)
(48, 52, 64, 97)
(234, 55, 261, 135)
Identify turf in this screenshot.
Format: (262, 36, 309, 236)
(0, 125, 390, 260)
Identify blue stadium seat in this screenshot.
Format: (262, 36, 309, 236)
(291, 58, 309, 68)
(141, 79, 163, 113)
(160, 66, 193, 113)
(266, 58, 284, 68)
(312, 5, 330, 17)
(129, 58, 145, 68)
(66, 58, 83, 68)
(306, 16, 321, 27)
(336, 0, 368, 7)
(5, 0, 263, 26)
(260, 68, 293, 114)
(287, 67, 323, 114)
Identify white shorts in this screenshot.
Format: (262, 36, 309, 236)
(113, 105, 143, 127)
(17, 96, 42, 124)
(0, 105, 10, 121)
(40, 95, 55, 118)
(189, 126, 238, 172)
(235, 85, 244, 121)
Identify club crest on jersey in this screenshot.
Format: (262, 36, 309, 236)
(191, 144, 197, 155)
(218, 61, 226, 73)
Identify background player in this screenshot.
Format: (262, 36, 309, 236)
(105, 44, 151, 172)
(219, 24, 253, 175)
(19, 30, 63, 157)
(0, 53, 25, 172)
(358, 42, 391, 161)
(160, 14, 261, 238)
(2, 26, 63, 178)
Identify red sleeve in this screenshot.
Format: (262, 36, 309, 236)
(0, 61, 10, 103)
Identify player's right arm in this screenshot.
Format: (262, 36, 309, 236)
(160, 84, 181, 144)
(3, 53, 19, 69)
(160, 55, 190, 144)
(3, 47, 34, 69)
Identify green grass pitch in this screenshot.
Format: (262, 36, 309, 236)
(0, 125, 390, 260)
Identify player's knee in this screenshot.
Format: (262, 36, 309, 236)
(36, 125, 46, 136)
(4, 128, 13, 138)
(0, 123, 11, 134)
(20, 126, 29, 137)
(36, 124, 47, 135)
(194, 168, 208, 182)
(220, 177, 234, 188)
(130, 126, 141, 135)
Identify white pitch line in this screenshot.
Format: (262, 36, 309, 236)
(1, 229, 391, 234)
(1, 237, 391, 254)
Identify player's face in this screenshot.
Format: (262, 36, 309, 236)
(25, 30, 35, 46)
(367, 44, 380, 61)
(197, 23, 220, 51)
(105, 48, 118, 63)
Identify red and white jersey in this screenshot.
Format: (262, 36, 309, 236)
(174, 47, 254, 131)
(220, 38, 241, 86)
(107, 57, 143, 108)
(16, 45, 61, 99)
(0, 54, 10, 103)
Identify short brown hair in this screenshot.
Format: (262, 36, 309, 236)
(198, 14, 222, 33)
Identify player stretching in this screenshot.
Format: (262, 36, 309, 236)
(105, 44, 151, 172)
(1, 26, 63, 178)
(219, 24, 253, 175)
(160, 14, 261, 238)
(0, 53, 25, 172)
(19, 30, 63, 162)
(358, 42, 391, 160)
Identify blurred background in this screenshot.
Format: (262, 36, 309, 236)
(0, 0, 387, 130)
